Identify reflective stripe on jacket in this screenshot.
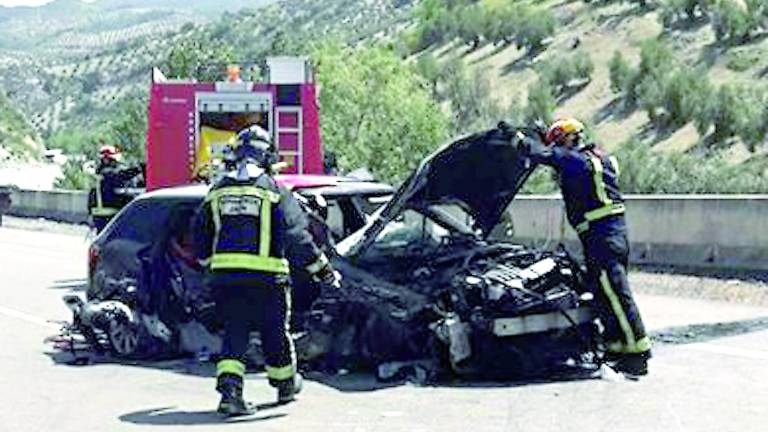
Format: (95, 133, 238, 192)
(530, 142, 625, 232)
(193, 170, 326, 276)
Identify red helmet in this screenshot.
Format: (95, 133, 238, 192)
(99, 145, 122, 161)
(545, 117, 585, 146)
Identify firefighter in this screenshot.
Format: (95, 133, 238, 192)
(518, 117, 651, 378)
(193, 125, 339, 417)
(88, 145, 142, 233)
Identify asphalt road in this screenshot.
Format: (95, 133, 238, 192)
(1, 225, 767, 432)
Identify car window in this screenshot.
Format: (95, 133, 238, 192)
(371, 209, 450, 252)
(102, 199, 190, 245)
(326, 200, 345, 239)
(356, 194, 392, 215)
(430, 204, 476, 234)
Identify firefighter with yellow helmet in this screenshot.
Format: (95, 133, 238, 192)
(519, 117, 651, 378)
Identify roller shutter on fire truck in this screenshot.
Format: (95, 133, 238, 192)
(146, 57, 324, 191)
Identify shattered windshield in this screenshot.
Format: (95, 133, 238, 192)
(372, 209, 449, 251)
(356, 204, 477, 256)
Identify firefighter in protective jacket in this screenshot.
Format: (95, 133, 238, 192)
(193, 125, 338, 417)
(518, 117, 651, 378)
(88, 145, 142, 233)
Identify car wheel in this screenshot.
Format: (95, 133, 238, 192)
(107, 319, 140, 357)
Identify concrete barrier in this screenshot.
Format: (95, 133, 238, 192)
(7, 188, 89, 224)
(505, 195, 768, 271)
(4, 189, 768, 270)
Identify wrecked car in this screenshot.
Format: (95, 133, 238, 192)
(51, 125, 599, 380)
(51, 175, 393, 358)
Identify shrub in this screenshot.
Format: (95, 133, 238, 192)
(608, 51, 632, 94)
(726, 50, 761, 71)
(415, 52, 440, 96)
(637, 75, 666, 125)
(638, 38, 675, 75)
(411, 0, 454, 51)
(524, 81, 556, 125)
(695, 84, 746, 142)
(664, 69, 710, 127)
(439, 59, 504, 134)
(572, 50, 595, 82)
(164, 36, 235, 80)
(457, 4, 487, 50)
(536, 51, 593, 95)
(712, 0, 754, 43)
(741, 97, 768, 151)
(55, 158, 93, 191)
(515, 9, 556, 53)
(614, 140, 768, 193)
(659, 0, 713, 27)
(622, 39, 675, 111)
(312, 43, 449, 182)
(483, 3, 519, 46)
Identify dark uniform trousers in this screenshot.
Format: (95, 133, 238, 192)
(579, 216, 650, 355)
(211, 274, 295, 385)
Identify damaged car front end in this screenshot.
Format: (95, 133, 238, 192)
(302, 125, 599, 379)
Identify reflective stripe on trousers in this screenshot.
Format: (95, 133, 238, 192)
(217, 359, 246, 377)
(598, 271, 651, 354)
(267, 286, 296, 382)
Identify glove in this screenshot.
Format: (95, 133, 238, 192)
(313, 263, 341, 290)
(516, 131, 533, 155)
(517, 131, 548, 157)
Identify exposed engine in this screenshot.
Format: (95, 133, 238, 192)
(414, 243, 596, 377)
(447, 249, 583, 318)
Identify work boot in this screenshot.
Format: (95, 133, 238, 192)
(276, 373, 303, 405)
(216, 374, 256, 417)
(605, 351, 651, 380)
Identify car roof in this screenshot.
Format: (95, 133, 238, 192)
(136, 176, 393, 202)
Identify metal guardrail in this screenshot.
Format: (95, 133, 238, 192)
(4, 189, 767, 270)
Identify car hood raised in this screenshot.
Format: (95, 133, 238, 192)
(344, 125, 536, 257)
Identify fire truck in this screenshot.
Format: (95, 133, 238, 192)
(145, 57, 324, 191)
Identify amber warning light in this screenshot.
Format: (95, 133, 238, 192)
(227, 65, 242, 82)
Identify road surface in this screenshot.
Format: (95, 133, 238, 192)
(1, 224, 767, 432)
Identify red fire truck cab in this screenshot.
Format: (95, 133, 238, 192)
(146, 57, 324, 191)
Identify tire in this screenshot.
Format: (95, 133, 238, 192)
(107, 318, 141, 357)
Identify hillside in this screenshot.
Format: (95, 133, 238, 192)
(408, 0, 768, 181)
(452, 1, 767, 156)
(0, 0, 275, 50)
(0, 0, 411, 137)
(1, 0, 766, 191)
(0, 0, 278, 134)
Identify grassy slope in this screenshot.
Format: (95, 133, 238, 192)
(3, 0, 768, 172)
(451, 1, 768, 168)
(0, 0, 413, 139)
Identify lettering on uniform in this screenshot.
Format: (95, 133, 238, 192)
(220, 195, 262, 217)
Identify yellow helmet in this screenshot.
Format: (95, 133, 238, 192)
(545, 117, 585, 146)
